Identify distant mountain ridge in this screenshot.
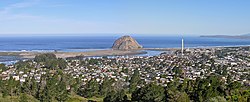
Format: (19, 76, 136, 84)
(200, 33, 250, 39)
(243, 33, 250, 36)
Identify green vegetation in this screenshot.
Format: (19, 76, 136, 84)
(34, 53, 57, 62)
(78, 79, 100, 98)
(103, 89, 128, 102)
(34, 53, 67, 69)
(129, 69, 141, 93)
(0, 94, 39, 102)
(0, 63, 8, 72)
(132, 83, 165, 102)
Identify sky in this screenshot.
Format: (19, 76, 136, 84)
(0, 0, 250, 36)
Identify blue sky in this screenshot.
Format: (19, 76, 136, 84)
(0, 0, 249, 36)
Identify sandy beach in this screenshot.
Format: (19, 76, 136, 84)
(0, 49, 148, 59)
(0, 46, 247, 59)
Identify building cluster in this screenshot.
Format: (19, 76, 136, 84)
(0, 47, 250, 87)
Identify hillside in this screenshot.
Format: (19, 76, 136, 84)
(200, 33, 250, 39)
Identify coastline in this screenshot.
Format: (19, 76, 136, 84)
(0, 45, 249, 59)
(0, 49, 148, 59)
(200, 35, 250, 39)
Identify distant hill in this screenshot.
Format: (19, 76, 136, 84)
(200, 33, 250, 39)
(243, 33, 250, 36)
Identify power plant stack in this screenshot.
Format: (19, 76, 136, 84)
(181, 38, 184, 56)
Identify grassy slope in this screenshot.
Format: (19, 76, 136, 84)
(0, 95, 39, 102)
(0, 94, 104, 102)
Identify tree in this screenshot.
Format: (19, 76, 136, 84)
(226, 81, 250, 102)
(41, 85, 52, 102)
(19, 93, 29, 102)
(55, 77, 69, 101)
(37, 75, 53, 102)
(78, 79, 100, 98)
(1, 80, 8, 98)
(45, 59, 58, 69)
(6, 77, 20, 96)
(34, 53, 57, 62)
(103, 89, 128, 102)
(166, 78, 190, 102)
(191, 76, 225, 101)
(129, 69, 140, 93)
(0, 63, 7, 72)
(167, 90, 190, 102)
(176, 92, 190, 102)
(30, 77, 38, 97)
(88, 58, 99, 65)
(21, 81, 31, 95)
(132, 83, 165, 102)
(100, 78, 114, 97)
(70, 78, 81, 94)
(205, 96, 227, 102)
(34, 53, 68, 69)
(57, 58, 67, 69)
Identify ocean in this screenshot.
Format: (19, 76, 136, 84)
(0, 36, 250, 64)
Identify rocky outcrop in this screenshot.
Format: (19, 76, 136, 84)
(112, 35, 143, 50)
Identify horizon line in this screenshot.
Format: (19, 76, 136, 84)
(0, 33, 244, 37)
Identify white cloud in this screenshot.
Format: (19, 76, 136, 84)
(0, 1, 125, 35)
(0, 0, 40, 14)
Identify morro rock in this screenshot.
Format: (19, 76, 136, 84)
(112, 35, 143, 50)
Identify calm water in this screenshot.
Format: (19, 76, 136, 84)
(0, 36, 249, 52)
(0, 36, 250, 64)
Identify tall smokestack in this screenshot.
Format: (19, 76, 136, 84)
(182, 38, 184, 56)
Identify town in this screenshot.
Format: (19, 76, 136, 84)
(0, 46, 249, 102)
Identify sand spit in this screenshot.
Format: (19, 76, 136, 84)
(0, 49, 147, 59)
